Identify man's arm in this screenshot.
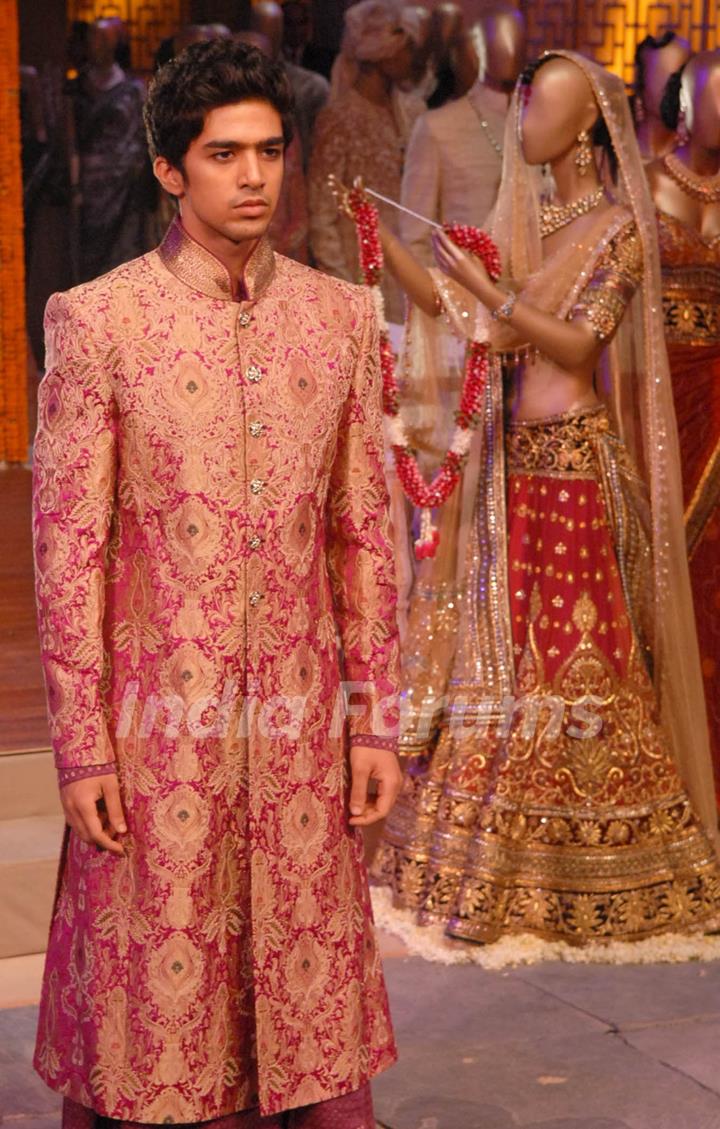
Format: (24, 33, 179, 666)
(33, 292, 125, 853)
(327, 290, 403, 826)
(399, 113, 441, 269)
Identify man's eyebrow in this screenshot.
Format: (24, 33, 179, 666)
(202, 136, 285, 150)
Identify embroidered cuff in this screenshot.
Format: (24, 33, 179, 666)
(349, 733, 398, 753)
(58, 762, 117, 789)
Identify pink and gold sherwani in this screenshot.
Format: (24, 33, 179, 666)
(32, 216, 400, 1123)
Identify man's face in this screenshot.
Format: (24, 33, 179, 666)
(156, 100, 285, 250)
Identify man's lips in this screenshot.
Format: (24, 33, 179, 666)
(233, 199, 269, 211)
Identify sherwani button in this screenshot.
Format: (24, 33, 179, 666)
(249, 421, 265, 438)
(246, 365, 263, 383)
(249, 535, 262, 550)
(249, 591, 264, 607)
(239, 311, 252, 327)
(250, 479, 265, 495)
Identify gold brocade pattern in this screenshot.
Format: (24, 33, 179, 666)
(32, 219, 399, 1121)
(375, 409, 720, 944)
(571, 222, 643, 341)
(506, 406, 609, 478)
(656, 210, 720, 346)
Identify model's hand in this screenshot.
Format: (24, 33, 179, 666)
(60, 773, 127, 855)
(432, 229, 494, 301)
(349, 746, 404, 827)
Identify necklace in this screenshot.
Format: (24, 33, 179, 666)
(467, 98, 503, 157)
(663, 153, 720, 203)
(539, 186, 605, 238)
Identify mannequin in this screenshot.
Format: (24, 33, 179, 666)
(634, 32, 691, 161)
(392, 55, 613, 410)
(352, 52, 720, 947)
(72, 18, 146, 280)
(477, 5, 527, 94)
(251, 0, 328, 173)
(308, 0, 423, 322)
(399, 4, 525, 265)
(647, 50, 720, 804)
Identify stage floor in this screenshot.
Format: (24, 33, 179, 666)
(0, 466, 49, 754)
(3, 945, 720, 1129)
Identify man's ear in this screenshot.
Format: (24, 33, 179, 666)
(153, 155, 185, 198)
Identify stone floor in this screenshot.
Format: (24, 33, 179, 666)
(2, 953, 720, 1129)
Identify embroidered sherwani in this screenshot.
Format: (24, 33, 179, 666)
(32, 218, 400, 1122)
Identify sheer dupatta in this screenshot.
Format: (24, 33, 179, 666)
(396, 50, 718, 847)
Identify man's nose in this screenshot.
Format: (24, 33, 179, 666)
(238, 152, 265, 188)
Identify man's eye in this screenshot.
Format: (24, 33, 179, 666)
(213, 151, 233, 161)
(264, 147, 282, 159)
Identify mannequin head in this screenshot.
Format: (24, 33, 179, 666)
(431, 2, 463, 50)
(521, 55, 600, 167)
(407, 5, 433, 83)
(477, 6, 526, 92)
(250, 1, 283, 62)
(635, 32, 691, 121)
(281, 0, 313, 59)
(174, 25, 210, 55)
(680, 51, 720, 150)
(234, 30, 273, 59)
(88, 19, 122, 69)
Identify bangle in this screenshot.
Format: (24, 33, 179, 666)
(491, 290, 517, 322)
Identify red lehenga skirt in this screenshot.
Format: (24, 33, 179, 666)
(669, 340, 720, 807)
(374, 407, 720, 945)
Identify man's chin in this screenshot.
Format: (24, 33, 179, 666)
(224, 214, 273, 244)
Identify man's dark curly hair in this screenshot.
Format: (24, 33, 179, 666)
(144, 38, 295, 171)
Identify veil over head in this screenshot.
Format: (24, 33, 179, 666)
(399, 49, 718, 844)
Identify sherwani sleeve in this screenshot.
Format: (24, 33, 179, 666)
(327, 290, 401, 752)
(307, 104, 354, 282)
(399, 113, 440, 269)
(33, 292, 118, 787)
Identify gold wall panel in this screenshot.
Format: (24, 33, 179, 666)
(67, 1, 190, 72)
(519, 0, 719, 86)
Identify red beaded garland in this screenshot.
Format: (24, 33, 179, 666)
(348, 193, 501, 557)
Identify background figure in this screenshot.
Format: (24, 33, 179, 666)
(308, 0, 424, 323)
(252, 0, 329, 173)
(281, 0, 336, 80)
(426, 2, 464, 108)
(634, 31, 691, 160)
(72, 18, 147, 281)
(647, 50, 720, 805)
(400, 5, 526, 266)
(237, 24, 310, 262)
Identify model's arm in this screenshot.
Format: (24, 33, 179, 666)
(327, 289, 403, 826)
(380, 225, 440, 317)
(399, 114, 440, 267)
(431, 222, 643, 369)
(33, 293, 125, 853)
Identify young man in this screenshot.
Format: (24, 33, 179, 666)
(32, 39, 402, 1129)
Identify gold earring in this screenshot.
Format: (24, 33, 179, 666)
(575, 129, 593, 176)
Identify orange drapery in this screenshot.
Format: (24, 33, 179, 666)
(0, 0, 28, 464)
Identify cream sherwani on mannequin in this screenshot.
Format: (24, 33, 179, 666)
(399, 80, 508, 265)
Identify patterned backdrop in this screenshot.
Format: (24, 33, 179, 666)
(518, 0, 720, 86)
(66, 1, 189, 72)
(66, 0, 720, 84)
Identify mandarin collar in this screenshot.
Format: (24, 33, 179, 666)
(158, 216, 276, 303)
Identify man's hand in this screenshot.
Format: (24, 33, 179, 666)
(60, 773, 127, 855)
(349, 746, 404, 827)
